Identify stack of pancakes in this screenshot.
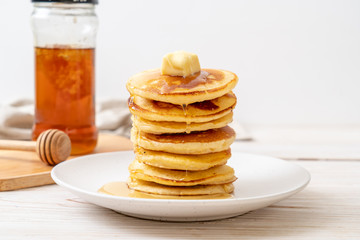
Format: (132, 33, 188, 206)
(126, 67, 238, 197)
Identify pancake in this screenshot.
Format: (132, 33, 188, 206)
(128, 91, 236, 123)
(127, 68, 238, 105)
(128, 178, 235, 196)
(129, 160, 237, 186)
(132, 112, 233, 134)
(131, 126, 236, 154)
(134, 147, 231, 170)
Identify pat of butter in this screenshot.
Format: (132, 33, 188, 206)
(161, 51, 201, 77)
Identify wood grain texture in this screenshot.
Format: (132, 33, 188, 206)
(0, 134, 133, 191)
(0, 160, 359, 239)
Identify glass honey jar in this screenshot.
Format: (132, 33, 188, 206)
(31, 0, 99, 155)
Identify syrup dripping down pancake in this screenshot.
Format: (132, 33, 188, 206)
(127, 68, 238, 105)
(128, 91, 236, 123)
(132, 112, 233, 134)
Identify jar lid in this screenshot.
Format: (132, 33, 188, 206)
(32, 0, 98, 4)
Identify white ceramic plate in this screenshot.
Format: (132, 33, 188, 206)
(51, 151, 310, 222)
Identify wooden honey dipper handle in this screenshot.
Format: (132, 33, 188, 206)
(0, 129, 71, 166)
(0, 139, 36, 151)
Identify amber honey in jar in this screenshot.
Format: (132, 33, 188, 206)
(31, 0, 99, 155)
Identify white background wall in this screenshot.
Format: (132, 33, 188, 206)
(0, 0, 359, 125)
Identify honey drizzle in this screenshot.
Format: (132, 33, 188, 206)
(181, 104, 191, 134)
(128, 95, 135, 110)
(143, 126, 235, 143)
(150, 70, 214, 94)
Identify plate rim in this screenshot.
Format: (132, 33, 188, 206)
(51, 150, 311, 204)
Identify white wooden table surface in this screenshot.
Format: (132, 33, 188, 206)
(1, 126, 360, 240)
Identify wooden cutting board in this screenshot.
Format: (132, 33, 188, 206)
(0, 134, 133, 191)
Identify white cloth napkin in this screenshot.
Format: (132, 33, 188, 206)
(0, 99, 132, 140)
(0, 99, 250, 141)
(0, 99, 34, 140)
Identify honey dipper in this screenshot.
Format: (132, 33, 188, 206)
(0, 129, 71, 166)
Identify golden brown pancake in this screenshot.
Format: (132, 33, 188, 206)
(127, 68, 238, 104)
(134, 147, 231, 170)
(128, 91, 236, 123)
(129, 160, 237, 186)
(127, 178, 235, 196)
(125, 54, 239, 198)
(132, 112, 233, 134)
(131, 126, 236, 154)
